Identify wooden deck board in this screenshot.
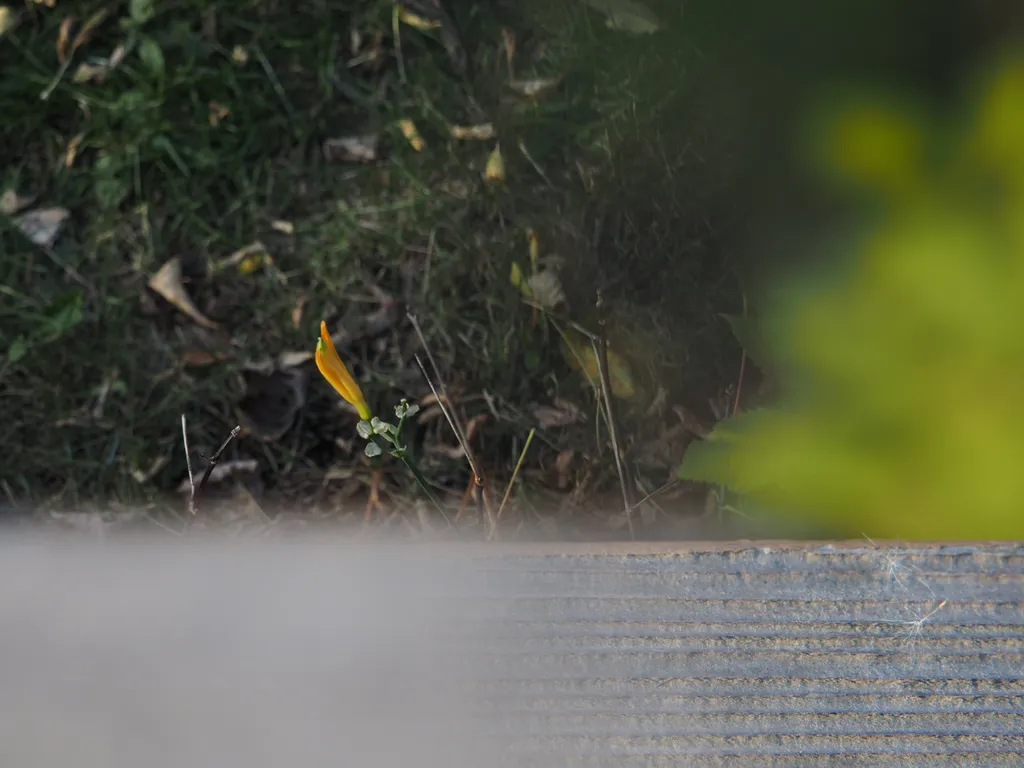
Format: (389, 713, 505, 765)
(0, 537, 1020, 766)
(476, 543, 1024, 764)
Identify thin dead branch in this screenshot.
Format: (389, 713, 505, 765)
(180, 414, 242, 515)
(489, 427, 535, 540)
(594, 291, 634, 538)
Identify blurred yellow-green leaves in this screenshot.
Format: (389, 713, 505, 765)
(679, 52, 1024, 539)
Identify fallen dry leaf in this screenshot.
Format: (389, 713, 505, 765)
(64, 132, 84, 167)
(553, 449, 575, 490)
(398, 119, 425, 151)
(176, 459, 259, 493)
(13, 206, 69, 247)
(291, 295, 306, 329)
(449, 123, 495, 141)
(532, 398, 585, 428)
(525, 269, 565, 309)
(208, 101, 230, 126)
(271, 219, 294, 235)
(0, 6, 18, 38)
(484, 144, 505, 182)
(561, 326, 636, 400)
(213, 241, 271, 274)
(581, 0, 660, 33)
(147, 257, 219, 329)
(180, 349, 222, 367)
(71, 59, 111, 84)
(56, 16, 73, 62)
(646, 384, 668, 417)
(1, 188, 35, 215)
(131, 455, 170, 484)
(278, 350, 313, 368)
(396, 5, 440, 30)
(672, 404, 711, 439)
(323, 134, 378, 163)
(107, 41, 127, 68)
(508, 76, 562, 98)
(501, 27, 516, 73)
(69, 6, 109, 55)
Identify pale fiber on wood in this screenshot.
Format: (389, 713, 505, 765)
(0, 537, 1019, 766)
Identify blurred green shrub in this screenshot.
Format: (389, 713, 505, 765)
(678, 51, 1024, 539)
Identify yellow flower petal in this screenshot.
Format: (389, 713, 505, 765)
(315, 321, 372, 420)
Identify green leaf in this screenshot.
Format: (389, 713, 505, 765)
(721, 313, 771, 372)
(41, 290, 84, 341)
(94, 152, 130, 210)
(130, 0, 155, 25)
(6, 336, 28, 364)
(138, 37, 165, 77)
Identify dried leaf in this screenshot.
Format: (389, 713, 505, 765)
(180, 349, 222, 367)
(56, 16, 73, 62)
(278, 350, 313, 368)
(533, 399, 585, 428)
(176, 459, 258, 493)
(580, 0, 660, 34)
(554, 449, 575, 489)
(131, 455, 169, 484)
(646, 384, 668, 417)
(484, 144, 505, 182)
(525, 269, 564, 309)
(72, 59, 111, 84)
(1, 189, 35, 215)
(64, 132, 84, 167)
(323, 134, 378, 163)
(108, 41, 127, 68)
(213, 241, 271, 274)
(147, 257, 219, 329)
(397, 6, 440, 30)
(508, 77, 562, 98)
(271, 219, 294, 235)
(0, 5, 18, 37)
(449, 123, 496, 141)
(398, 119, 425, 151)
(291, 295, 306, 329)
(69, 6, 109, 56)
(501, 28, 516, 72)
(208, 101, 229, 126)
(561, 327, 636, 399)
(13, 206, 69, 247)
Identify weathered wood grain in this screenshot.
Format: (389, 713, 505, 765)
(479, 542, 1024, 765)
(0, 537, 1019, 766)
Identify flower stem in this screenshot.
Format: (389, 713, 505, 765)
(397, 453, 454, 528)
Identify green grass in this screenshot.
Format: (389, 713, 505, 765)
(0, 0, 742, 532)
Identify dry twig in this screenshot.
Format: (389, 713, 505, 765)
(180, 415, 242, 515)
(594, 291, 634, 538)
